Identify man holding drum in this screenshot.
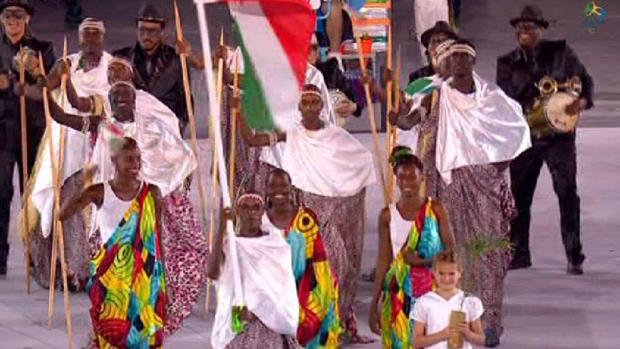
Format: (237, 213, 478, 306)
(496, 5, 594, 275)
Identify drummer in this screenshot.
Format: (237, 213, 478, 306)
(496, 5, 594, 275)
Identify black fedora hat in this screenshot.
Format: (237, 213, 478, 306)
(510, 5, 549, 29)
(0, 0, 34, 16)
(136, 2, 166, 26)
(420, 21, 458, 48)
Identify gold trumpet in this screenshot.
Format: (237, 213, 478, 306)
(537, 75, 582, 96)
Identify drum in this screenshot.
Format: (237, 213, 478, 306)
(527, 92, 580, 138)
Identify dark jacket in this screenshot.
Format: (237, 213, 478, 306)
(113, 43, 188, 128)
(0, 34, 55, 148)
(496, 40, 594, 113)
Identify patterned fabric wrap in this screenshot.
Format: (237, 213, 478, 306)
(381, 199, 444, 349)
(86, 185, 167, 348)
(286, 208, 343, 348)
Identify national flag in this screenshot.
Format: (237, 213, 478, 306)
(227, 0, 317, 131)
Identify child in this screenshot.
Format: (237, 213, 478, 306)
(412, 250, 486, 349)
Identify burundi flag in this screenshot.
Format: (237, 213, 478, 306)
(228, 0, 317, 131)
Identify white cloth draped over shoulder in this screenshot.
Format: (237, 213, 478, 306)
(31, 51, 113, 237)
(281, 123, 376, 197)
(90, 111, 196, 197)
(211, 232, 299, 349)
(436, 73, 531, 183)
(260, 64, 337, 168)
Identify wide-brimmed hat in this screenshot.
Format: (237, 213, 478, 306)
(0, 0, 34, 16)
(510, 5, 549, 29)
(420, 21, 458, 48)
(136, 2, 166, 26)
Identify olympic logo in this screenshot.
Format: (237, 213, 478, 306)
(583, 1, 607, 33)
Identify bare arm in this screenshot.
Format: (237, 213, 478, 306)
(463, 318, 486, 346)
(206, 208, 231, 280)
(47, 90, 101, 132)
(59, 184, 103, 221)
(238, 111, 285, 147)
(148, 184, 166, 260)
(368, 207, 393, 335)
(413, 321, 449, 348)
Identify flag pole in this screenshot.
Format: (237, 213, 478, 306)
(203, 29, 226, 315)
(18, 49, 31, 294)
(40, 53, 74, 349)
(195, 0, 244, 305)
(354, 35, 388, 206)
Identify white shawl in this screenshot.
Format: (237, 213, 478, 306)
(32, 52, 113, 237)
(282, 123, 376, 197)
(211, 233, 299, 349)
(436, 73, 531, 183)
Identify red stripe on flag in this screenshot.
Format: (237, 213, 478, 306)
(258, 0, 316, 88)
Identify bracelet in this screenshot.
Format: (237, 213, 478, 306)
(88, 96, 95, 113)
(81, 116, 90, 134)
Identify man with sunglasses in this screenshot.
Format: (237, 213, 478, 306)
(114, 3, 199, 134)
(0, 0, 55, 278)
(496, 5, 594, 275)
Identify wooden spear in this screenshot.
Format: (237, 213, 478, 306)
(40, 53, 74, 348)
(48, 36, 68, 328)
(18, 49, 31, 294)
(174, 0, 211, 231)
(354, 35, 388, 206)
(228, 55, 240, 199)
(385, 26, 394, 203)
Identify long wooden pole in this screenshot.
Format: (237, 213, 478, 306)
(18, 49, 31, 294)
(354, 36, 388, 206)
(228, 56, 240, 199)
(48, 36, 68, 328)
(174, 0, 210, 233)
(385, 26, 394, 203)
(40, 53, 74, 348)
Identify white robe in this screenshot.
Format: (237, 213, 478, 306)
(211, 232, 299, 349)
(260, 64, 337, 168)
(31, 52, 113, 237)
(436, 73, 532, 183)
(282, 123, 376, 197)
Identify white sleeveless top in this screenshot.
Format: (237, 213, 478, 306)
(388, 204, 414, 257)
(92, 181, 142, 244)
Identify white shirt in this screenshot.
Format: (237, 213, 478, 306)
(412, 290, 484, 349)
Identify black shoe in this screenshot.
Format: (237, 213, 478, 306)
(484, 328, 500, 347)
(567, 262, 584, 275)
(509, 257, 532, 270)
(0, 263, 7, 279)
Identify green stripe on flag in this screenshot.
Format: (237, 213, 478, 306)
(234, 22, 276, 131)
(404, 77, 435, 96)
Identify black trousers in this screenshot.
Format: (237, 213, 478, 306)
(509, 133, 585, 265)
(0, 123, 44, 268)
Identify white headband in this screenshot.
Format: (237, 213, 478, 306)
(110, 81, 136, 94)
(432, 39, 456, 66)
(79, 18, 106, 34)
(449, 44, 476, 58)
(301, 90, 322, 99)
(109, 57, 134, 74)
(236, 193, 265, 207)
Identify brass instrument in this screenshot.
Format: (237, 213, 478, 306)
(527, 75, 582, 138)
